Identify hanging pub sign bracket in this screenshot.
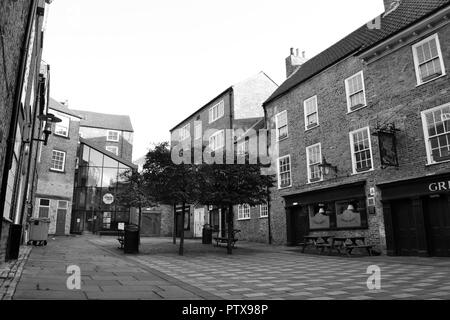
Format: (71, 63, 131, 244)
(372, 123, 400, 169)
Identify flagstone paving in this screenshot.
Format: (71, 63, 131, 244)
(2, 235, 450, 300)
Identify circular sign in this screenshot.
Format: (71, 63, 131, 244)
(103, 193, 114, 205)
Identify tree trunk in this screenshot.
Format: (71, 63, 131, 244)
(173, 203, 176, 244)
(227, 205, 233, 255)
(179, 203, 185, 256)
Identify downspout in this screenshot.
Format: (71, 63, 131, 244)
(263, 105, 272, 245)
(0, 0, 38, 240)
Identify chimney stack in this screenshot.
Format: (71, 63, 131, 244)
(285, 48, 307, 78)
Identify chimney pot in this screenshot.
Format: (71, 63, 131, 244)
(290, 48, 294, 55)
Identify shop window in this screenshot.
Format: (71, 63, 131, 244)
(308, 203, 332, 230)
(421, 103, 450, 164)
(345, 71, 367, 112)
(38, 199, 50, 218)
(275, 111, 288, 140)
(412, 34, 446, 85)
(304, 96, 319, 130)
(349, 127, 373, 173)
(335, 199, 367, 229)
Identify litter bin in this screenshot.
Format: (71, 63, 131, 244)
(124, 224, 139, 254)
(202, 224, 212, 244)
(6, 224, 22, 260)
(28, 218, 50, 246)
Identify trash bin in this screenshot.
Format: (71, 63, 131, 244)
(28, 218, 50, 246)
(202, 224, 212, 244)
(6, 224, 23, 260)
(124, 224, 139, 254)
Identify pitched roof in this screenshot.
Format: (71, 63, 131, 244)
(79, 138, 137, 169)
(48, 98, 82, 118)
(73, 109, 134, 132)
(264, 0, 450, 106)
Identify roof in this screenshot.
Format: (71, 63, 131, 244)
(48, 98, 82, 118)
(73, 109, 134, 132)
(79, 138, 137, 169)
(264, 0, 450, 106)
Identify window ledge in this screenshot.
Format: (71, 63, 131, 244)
(278, 136, 289, 142)
(278, 184, 292, 190)
(54, 134, 70, 139)
(259, 216, 268, 219)
(416, 73, 447, 87)
(351, 168, 375, 176)
(347, 104, 368, 114)
(307, 179, 323, 185)
(49, 169, 66, 174)
(425, 159, 450, 167)
(305, 124, 319, 132)
(237, 218, 251, 221)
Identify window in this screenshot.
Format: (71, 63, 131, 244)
(275, 111, 288, 140)
(345, 71, 367, 112)
(54, 114, 69, 137)
(209, 130, 224, 151)
(304, 96, 319, 130)
(194, 122, 202, 140)
(103, 212, 112, 229)
(349, 127, 373, 173)
(306, 143, 323, 183)
(238, 204, 251, 220)
(107, 130, 120, 142)
(260, 203, 268, 218)
(209, 100, 225, 123)
(180, 123, 190, 141)
(106, 146, 119, 156)
(412, 34, 446, 85)
(51, 150, 66, 172)
(38, 199, 50, 218)
(237, 139, 249, 156)
(278, 155, 292, 189)
(421, 103, 450, 164)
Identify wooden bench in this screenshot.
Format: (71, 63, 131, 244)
(213, 229, 241, 248)
(332, 237, 373, 256)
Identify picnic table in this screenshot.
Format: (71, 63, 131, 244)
(299, 235, 334, 253)
(213, 229, 241, 248)
(331, 236, 373, 256)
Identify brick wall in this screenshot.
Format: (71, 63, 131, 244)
(234, 205, 270, 243)
(264, 22, 450, 247)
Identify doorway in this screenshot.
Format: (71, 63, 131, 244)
(194, 208, 205, 238)
(391, 199, 418, 256)
(423, 194, 450, 257)
(287, 207, 308, 246)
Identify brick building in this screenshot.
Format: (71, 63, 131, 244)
(32, 99, 82, 235)
(72, 109, 134, 162)
(170, 71, 278, 239)
(0, 0, 53, 262)
(263, 0, 450, 256)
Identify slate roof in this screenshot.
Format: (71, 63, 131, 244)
(48, 98, 82, 118)
(73, 109, 134, 132)
(264, 0, 450, 106)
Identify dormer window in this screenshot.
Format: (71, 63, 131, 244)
(107, 130, 120, 142)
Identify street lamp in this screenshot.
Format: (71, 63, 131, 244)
(318, 157, 338, 177)
(33, 113, 62, 145)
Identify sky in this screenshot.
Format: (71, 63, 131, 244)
(43, 0, 384, 161)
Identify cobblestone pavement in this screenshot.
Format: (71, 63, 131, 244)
(5, 235, 450, 300)
(0, 246, 32, 300)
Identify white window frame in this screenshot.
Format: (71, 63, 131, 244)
(106, 146, 119, 156)
(209, 130, 225, 151)
(38, 198, 51, 218)
(51, 150, 66, 172)
(107, 130, 120, 142)
(194, 122, 202, 140)
(208, 100, 225, 124)
(412, 33, 446, 86)
(306, 143, 323, 183)
(54, 114, 70, 137)
(345, 71, 367, 113)
(304, 95, 319, 130)
(180, 123, 191, 141)
(421, 103, 450, 165)
(277, 155, 292, 189)
(238, 204, 251, 220)
(260, 203, 268, 218)
(275, 110, 288, 141)
(349, 127, 374, 174)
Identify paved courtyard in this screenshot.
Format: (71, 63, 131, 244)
(2, 235, 450, 300)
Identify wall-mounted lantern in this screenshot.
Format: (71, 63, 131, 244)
(319, 157, 338, 177)
(33, 113, 62, 145)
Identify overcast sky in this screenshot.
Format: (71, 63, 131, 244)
(43, 0, 384, 161)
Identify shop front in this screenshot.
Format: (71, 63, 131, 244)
(379, 172, 450, 257)
(283, 181, 371, 246)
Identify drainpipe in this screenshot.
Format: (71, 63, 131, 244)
(263, 106, 273, 245)
(0, 0, 38, 243)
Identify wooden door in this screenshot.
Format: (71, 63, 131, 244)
(287, 207, 308, 246)
(194, 208, 205, 238)
(391, 199, 418, 256)
(423, 195, 450, 257)
(55, 209, 66, 235)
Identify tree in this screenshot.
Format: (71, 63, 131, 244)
(142, 142, 198, 255)
(116, 169, 155, 246)
(197, 153, 274, 254)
